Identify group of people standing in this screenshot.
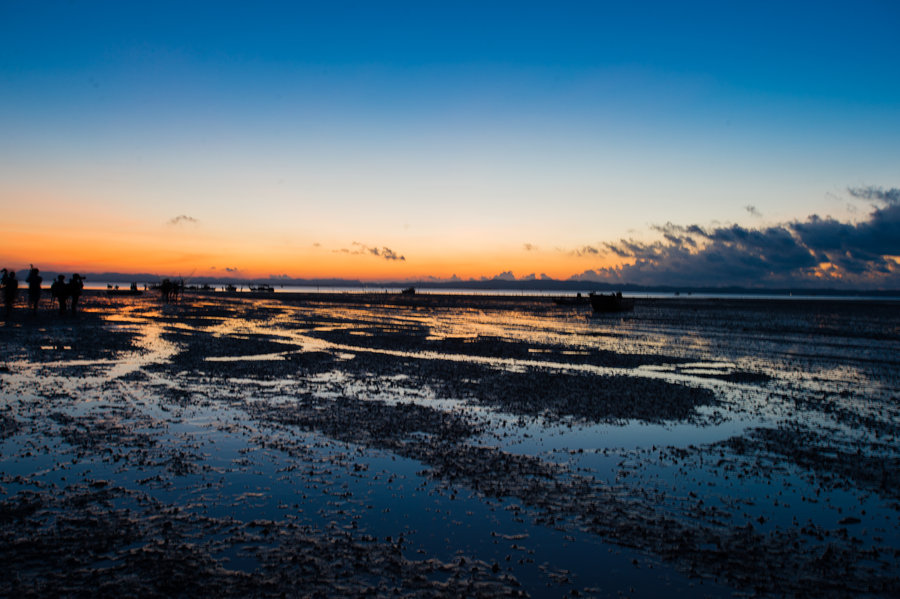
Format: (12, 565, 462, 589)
(1, 266, 84, 318)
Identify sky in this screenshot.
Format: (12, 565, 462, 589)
(1, 0, 899, 287)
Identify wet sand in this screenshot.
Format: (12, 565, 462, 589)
(1, 291, 898, 597)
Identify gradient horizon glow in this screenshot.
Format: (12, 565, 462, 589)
(2, 1, 899, 286)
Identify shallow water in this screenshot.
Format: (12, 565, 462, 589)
(1, 293, 898, 597)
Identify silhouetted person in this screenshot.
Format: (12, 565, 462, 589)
(26, 266, 42, 315)
(160, 278, 183, 303)
(68, 274, 84, 314)
(160, 278, 171, 302)
(51, 274, 69, 315)
(3, 269, 18, 319)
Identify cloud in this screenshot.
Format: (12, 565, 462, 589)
(380, 247, 405, 261)
(491, 271, 516, 281)
(559, 245, 602, 257)
(335, 242, 406, 261)
(573, 188, 900, 288)
(574, 245, 600, 256)
(167, 215, 198, 226)
(481, 271, 551, 283)
(848, 186, 900, 206)
(523, 243, 537, 251)
(745, 205, 761, 217)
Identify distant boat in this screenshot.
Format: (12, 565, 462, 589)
(590, 292, 634, 313)
(400, 286, 416, 295)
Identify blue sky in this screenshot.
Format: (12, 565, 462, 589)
(1, 1, 899, 286)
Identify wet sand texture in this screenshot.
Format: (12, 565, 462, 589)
(1, 292, 898, 597)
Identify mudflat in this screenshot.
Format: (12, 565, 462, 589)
(1, 292, 898, 597)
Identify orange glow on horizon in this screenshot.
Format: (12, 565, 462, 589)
(4, 225, 622, 281)
(2, 186, 622, 280)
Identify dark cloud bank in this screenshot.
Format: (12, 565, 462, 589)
(571, 187, 900, 290)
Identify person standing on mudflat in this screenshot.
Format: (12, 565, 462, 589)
(26, 266, 42, 315)
(3, 270, 19, 319)
(68, 274, 84, 314)
(51, 274, 68, 315)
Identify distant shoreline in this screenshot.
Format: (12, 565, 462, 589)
(80, 287, 900, 305)
(88, 281, 900, 299)
(5, 268, 896, 299)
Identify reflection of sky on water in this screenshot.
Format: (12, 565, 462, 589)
(0, 399, 730, 596)
(2, 295, 897, 595)
(115, 295, 897, 465)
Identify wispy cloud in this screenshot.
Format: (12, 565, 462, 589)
(334, 242, 406, 261)
(848, 185, 900, 205)
(167, 215, 198, 226)
(574, 245, 600, 257)
(379, 247, 405, 261)
(556, 245, 602, 257)
(523, 243, 537, 251)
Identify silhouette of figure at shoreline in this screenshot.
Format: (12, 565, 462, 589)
(2, 269, 18, 319)
(160, 278, 184, 303)
(69, 274, 84, 314)
(26, 266, 42, 315)
(51, 274, 69, 315)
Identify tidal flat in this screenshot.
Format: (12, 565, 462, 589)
(1, 292, 898, 597)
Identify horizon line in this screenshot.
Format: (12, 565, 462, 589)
(25, 270, 899, 295)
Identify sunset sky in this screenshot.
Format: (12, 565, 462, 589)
(2, 1, 899, 287)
